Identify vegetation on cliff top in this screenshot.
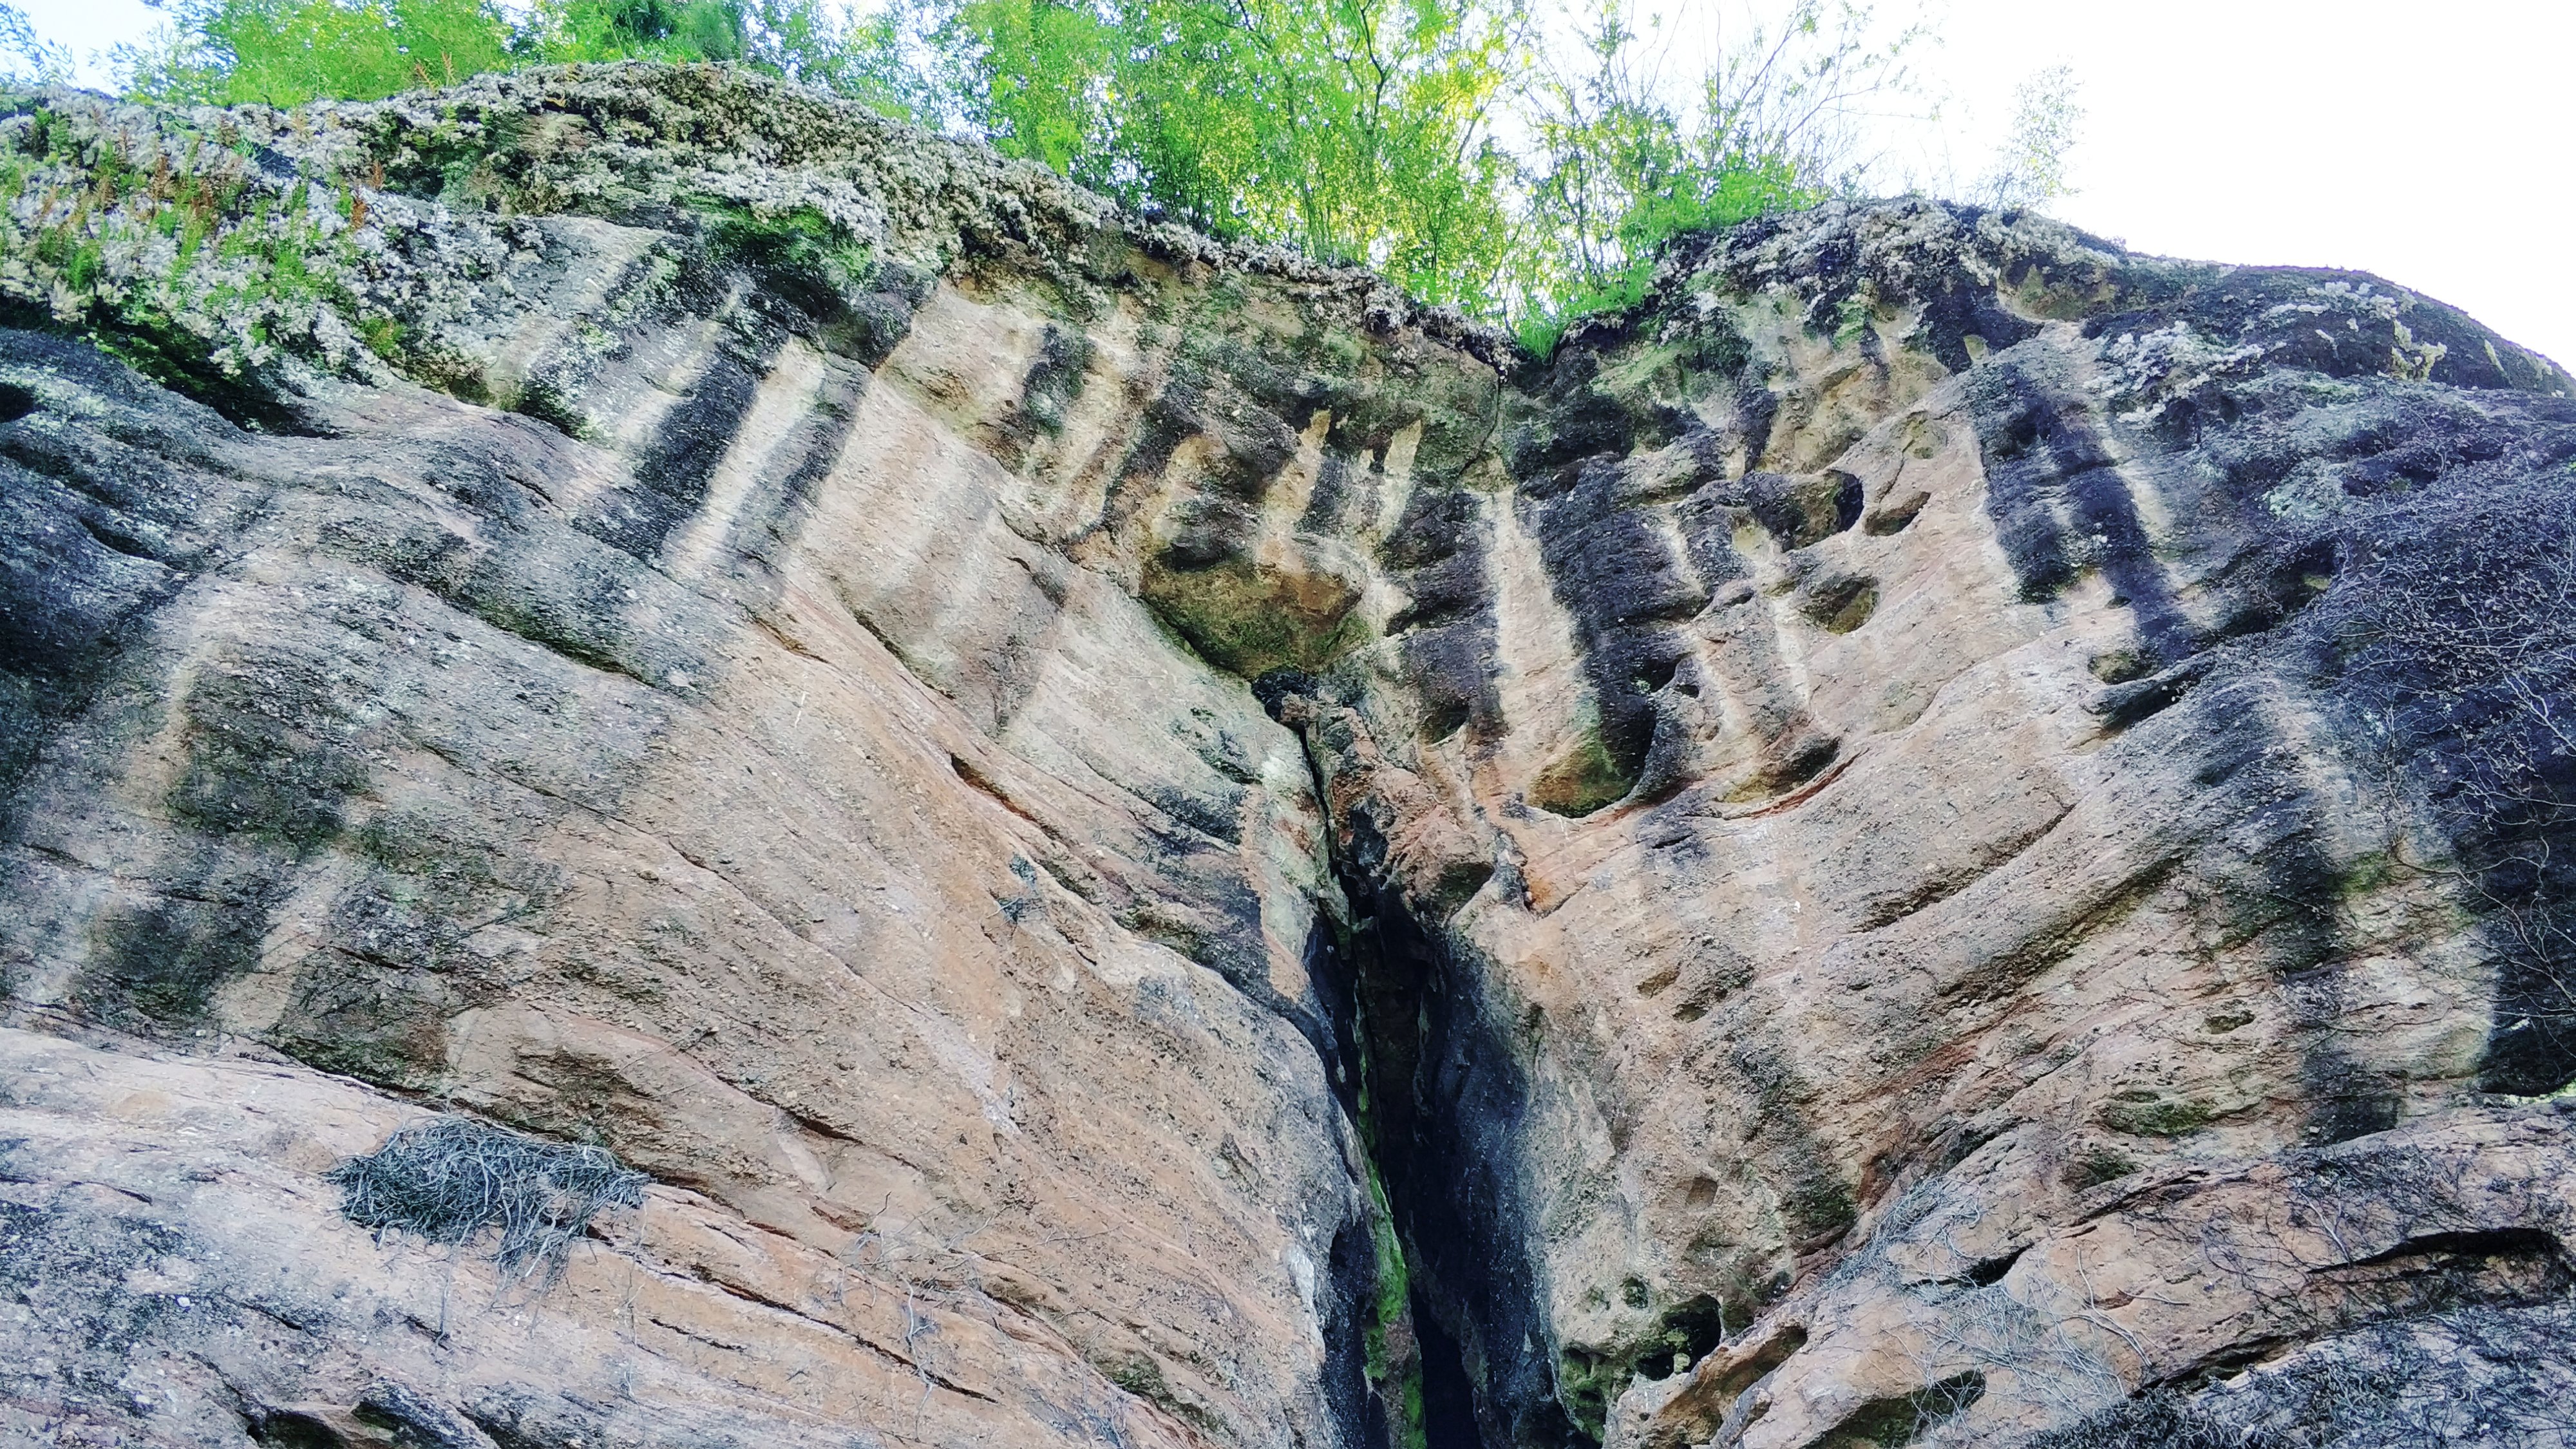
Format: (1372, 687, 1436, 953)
(86, 0, 2078, 350)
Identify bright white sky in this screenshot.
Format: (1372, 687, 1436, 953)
(1899, 0, 2576, 370)
(19, 0, 2576, 365)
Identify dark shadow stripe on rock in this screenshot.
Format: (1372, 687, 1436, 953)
(584, 348, 768, 562)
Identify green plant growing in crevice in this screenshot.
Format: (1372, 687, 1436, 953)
(359, 314, 406, 360)
(1830, 287, 1875, 346)
(0, 99, 521, 426)
(1359, 1161, 1429, 1449)
(689, 197, 876, 306)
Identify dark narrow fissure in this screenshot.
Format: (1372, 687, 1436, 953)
(1268, 677, 1586, 1449)
(1414, 1295, 1482, 1449)
(1330, 814, 1586, 1449)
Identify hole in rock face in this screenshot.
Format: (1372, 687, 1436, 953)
(1251, 667, 1318, 723)
(1821, 1371, 1986, 1448)
(0, 382, 34, 424)
(1530, 727, 1633, 818)
(1630, 656, 1680, 694)
(1771, 735, 1841, 791)
(2088, 648, 2151, 684)
(1829, 470, 1866, 533)
(1654, 1294, 1732, 1370)
(1797, 574, 1879, 634)
(1421, 696, 1472, 743)
(1964, 1245, 2026, 1286)
(1863, 489, 1929, 535)
(1992, 412, 2043, 460)
(246, 1410, 345, 1449)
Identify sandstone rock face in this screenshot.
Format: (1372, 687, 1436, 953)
(3, 67, 2574, 1449)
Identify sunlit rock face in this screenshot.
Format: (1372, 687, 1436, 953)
(4, 66, 2574, 1449)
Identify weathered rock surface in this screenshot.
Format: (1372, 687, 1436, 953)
(3, 64, 2574, 1449)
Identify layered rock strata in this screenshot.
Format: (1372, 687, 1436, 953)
(3, 66, 2573, 1449)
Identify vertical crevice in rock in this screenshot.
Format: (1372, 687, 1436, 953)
(1412, 1297, 1482, 1449)
(1320, 1210, 1395, 1449)
(1266, 658, 1582, 1449)
(1266, 672, 1421, 1449)
(1329, 810, 1581, 1449)
(1293, 909, 1413, 1449)
(1256, 676, 1570, 1446)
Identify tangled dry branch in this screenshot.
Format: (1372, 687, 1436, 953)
(326, 1115, 648, 1282)
(2027, 1302, 2576, 1448)
(2308, 471, 2576, 1090)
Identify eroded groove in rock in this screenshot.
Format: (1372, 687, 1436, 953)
(5, 65, 2576, 1449)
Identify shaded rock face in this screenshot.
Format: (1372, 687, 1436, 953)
(4, 66, 2576, 1449)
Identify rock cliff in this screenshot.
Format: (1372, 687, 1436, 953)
(3, 65, 2574, 1449)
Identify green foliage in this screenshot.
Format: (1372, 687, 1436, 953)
(538, 0, 916, 108)
(119, 0, 523, 106)
(694, 198, 869, 277)
(945, 0, 1522, 313)
(79, 0, 1926, 348)
(948, 0, 1112, 177)
(1971, 62, 2082, 213)
(545, 0, 755, 64)
(1510, 0, 1912, 350)
(1513, 155, 1809, 354)
(117, 0, 914, 112)
(0, 2, 70, 85)
(929, 0, 1920, 345)
(688, 196, 885, 335)
(0, 102, 341, 422)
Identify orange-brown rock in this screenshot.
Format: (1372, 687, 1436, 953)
(3, 65, 2574, 1449)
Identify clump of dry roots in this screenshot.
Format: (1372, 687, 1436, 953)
(327, 1115, 647, 1282)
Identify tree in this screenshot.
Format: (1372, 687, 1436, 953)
(118, 0, 520, 106)
(0, 1, 71, 86)
(1971, 62, 2082, 213)
(944, 0, 1525, 312)
(1511, 0, 1920, 346)
(117, 0, 909, 109)
(86, 0, 1936, 344)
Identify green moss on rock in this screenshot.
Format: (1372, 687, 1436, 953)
(2099, 1090, 2214, 1138)
(1529, 708, 1631, 818)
